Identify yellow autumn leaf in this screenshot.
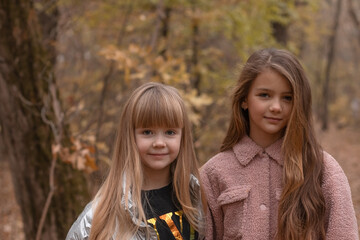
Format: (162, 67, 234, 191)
(99, 155, 111, 166)
(52, 144, 61, 156)
(186, 90, 213, 109)
(76, 154, 86, 170)
(85, 155, 98, 172)
(188, 111, 202, 126)
(96, 142, 109, 153)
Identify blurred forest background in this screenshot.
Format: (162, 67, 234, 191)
(0, 0, 359, 239)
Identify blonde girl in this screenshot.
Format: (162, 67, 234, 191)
(66, 82, 205, 240)
(200, 48, 358, 239)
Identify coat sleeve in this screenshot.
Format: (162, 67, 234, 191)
(65, 202, 93, 240)
(200, 164, 223, 240)
(322, 152, 359, 240)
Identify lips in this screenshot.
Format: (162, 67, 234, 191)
(148, 153, 168, 156)
(264, 116, 282, 123)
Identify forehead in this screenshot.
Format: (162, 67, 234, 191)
(134, 92, 184, 128)
(250, 69, 292, 93)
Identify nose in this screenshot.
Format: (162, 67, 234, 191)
(152, 135, 166, 148)
(269, 98, 282, 112)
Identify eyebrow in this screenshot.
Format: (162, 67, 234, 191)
(254, 88, 270, 91)
(254, 88, 293, 94)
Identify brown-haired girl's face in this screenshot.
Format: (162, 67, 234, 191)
(242, 69, 293, 148)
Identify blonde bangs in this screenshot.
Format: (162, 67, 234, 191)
(133, 87, 184, 129)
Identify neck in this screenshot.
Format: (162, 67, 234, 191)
(142, 167, 171, 190)
(249, 129, 284, 148)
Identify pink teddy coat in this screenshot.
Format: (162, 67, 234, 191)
(200, 136, 359, 240)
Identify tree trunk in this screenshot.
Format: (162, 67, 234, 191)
(191, 13, 201, 95)
(0, 1, 90, 239)
(321, 0, 342, 130)
(271, 21, 288, 45)
(271, 1, 290, 45)
(348, 0, 360, 44)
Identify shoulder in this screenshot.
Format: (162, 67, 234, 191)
(322, 151, 348, 184)
(321, 152, 359, 239)
(200, 149, 237, 193)
(321, 151, 352, 198)
(65, 202, 94, 240)
(201, 149, 235, 174)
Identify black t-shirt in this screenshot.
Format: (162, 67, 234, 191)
(142, 183, 199, 240)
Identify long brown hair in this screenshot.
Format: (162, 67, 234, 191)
(222, 48, 326, 239)
(90, 82, 205, 239)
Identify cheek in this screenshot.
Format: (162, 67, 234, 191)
(135, 139, 148, 153)
(172, 138, 182, 154)
(249, 100, 265, 114)
(248, 106, 263, 121)
(283, 107, 293, 126)
(285, 104, 293, 117)
(134, 138, 141, 150)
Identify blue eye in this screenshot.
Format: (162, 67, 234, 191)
(283, 95, 292, 101)
(259, 93, 269, 98)
(165, 130, 176, 135)
(143, 130, 152, 135)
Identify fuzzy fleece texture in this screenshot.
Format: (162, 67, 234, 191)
(200, 135, 359, 240)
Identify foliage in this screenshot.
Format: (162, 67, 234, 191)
(54, 0, 360, 175)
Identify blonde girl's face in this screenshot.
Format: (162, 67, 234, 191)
(135, 127, 182, 189)
(242, 69, 293, 148)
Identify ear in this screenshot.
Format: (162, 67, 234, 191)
(241, 100, 248, 110)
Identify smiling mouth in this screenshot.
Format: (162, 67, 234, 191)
(265, 117, 282, 122)
(149, 153, 168, 156)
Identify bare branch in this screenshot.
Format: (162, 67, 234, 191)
(35, 151, 57, 240)
(36, 76, 64, 240)
(49, 76, 64, 142)
(12, 85, 36, 106)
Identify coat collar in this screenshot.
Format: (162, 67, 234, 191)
(233, 135, 283, 167)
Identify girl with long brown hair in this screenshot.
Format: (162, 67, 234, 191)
(200, 48, 358, 239)
(66, 82, 206, 240)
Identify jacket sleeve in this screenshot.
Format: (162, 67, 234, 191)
(65, 202, 94, 240)
(322, 152, 359, 240)
(200, 164, 222, 240)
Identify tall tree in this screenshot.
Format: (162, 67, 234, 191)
(271, 0, 290, 45)
(348, 0, 360, 44)
(190, 1, 201, 94)
(321, 0, 342, 130)
(0, 1, 90, 239)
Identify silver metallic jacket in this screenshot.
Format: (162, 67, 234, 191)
(65, 175, 203, 240)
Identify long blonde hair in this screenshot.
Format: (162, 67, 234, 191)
(89, 82, 205, 239)
(222, 48, 326, 239)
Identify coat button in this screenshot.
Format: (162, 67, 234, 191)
(260, 204, 267, 211)
(259, 151, 267, 158)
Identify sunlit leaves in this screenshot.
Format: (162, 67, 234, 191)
(181, 89, 213, 126)
(56, 0, 342, 170)
(99, 43, 191, 84)
(52, 138, 98, 173)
